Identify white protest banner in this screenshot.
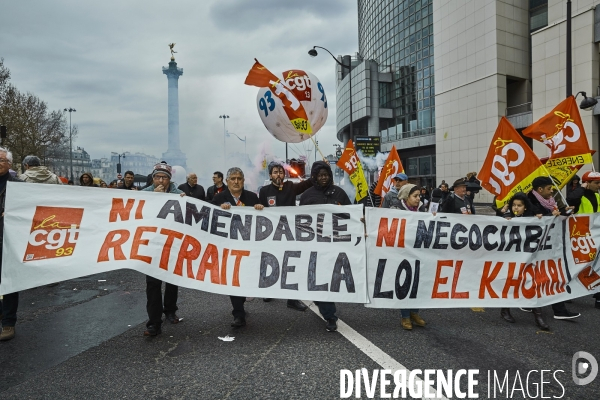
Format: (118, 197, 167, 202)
(365, 208, 600, 308)
(1, 183, 368, 304)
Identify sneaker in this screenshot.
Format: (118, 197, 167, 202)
(595, 300, 600, 310)
(519, 308, 533, 313)
(143, 324, 161, 337)
(325, 319, 337, 332)
(410, 312, 426, 327)
(401, 318, 413, 330)
(287, 300, 308, 312)
(0, 326, 15, 341)
(553, 309, 581, 320)
(231, 317, 246, 327)
(165, 313, 182, 324)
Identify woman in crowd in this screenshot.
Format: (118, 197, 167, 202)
(395, 184, 427, 330)
(498, 192, 548, 330)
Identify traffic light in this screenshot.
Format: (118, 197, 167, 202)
(117, 163, 122, 173)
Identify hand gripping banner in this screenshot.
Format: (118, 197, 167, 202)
(1, 183, 367, 303)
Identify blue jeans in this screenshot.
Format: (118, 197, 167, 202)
(315, 301, 337, 321)
(0, 250, 19, 327)
(401, 309, 419, 318)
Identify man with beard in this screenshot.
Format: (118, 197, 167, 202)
(212, 167, 264, 327)
(120, 170, 137, 190)
(525, 176, 578, 320)
(299, 161, 351, 332)
(259, 161, 312, 311)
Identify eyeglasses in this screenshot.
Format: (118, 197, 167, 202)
(0, 159, 11, 164)
(153, 175, 169, 181)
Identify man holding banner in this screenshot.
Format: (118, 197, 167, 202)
(213, 167, 264, 328)
(259, 161, 312, 311)
(381, 173, 408, 209)
(141, 162, 186, 336)
(300, 161, 351, 332)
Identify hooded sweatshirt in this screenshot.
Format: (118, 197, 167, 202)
(299, 161, 351, 206)
(19, 166, 62, 184)
(79, 172, 98, 187)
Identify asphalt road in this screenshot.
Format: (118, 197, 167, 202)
(1, 267, 598, 400)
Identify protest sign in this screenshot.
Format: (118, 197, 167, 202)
(364, 207, 600, 308)
(1, 183, 368, 304)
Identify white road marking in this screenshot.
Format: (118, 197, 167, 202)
(306, 301, 449, 400)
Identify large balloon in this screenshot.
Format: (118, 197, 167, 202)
(256, 70, 328, 143)
(171, 165, 187, 184)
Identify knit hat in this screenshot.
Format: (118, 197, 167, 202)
(152, 162, 172, 178)
(582, 171, 600, 182)
(398, 183, 417, 200)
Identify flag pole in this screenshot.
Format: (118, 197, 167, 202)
(309, 134, 326, 161)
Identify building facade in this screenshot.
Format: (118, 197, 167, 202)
(338, 0, 600, 201)
(337, 0, 437, 189)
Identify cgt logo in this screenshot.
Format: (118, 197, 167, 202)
(572, 351, 598, 386)
(569, 217, 596, 264)
(23, 206, 84, 262)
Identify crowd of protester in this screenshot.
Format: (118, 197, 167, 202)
(0, 148, 597, 341)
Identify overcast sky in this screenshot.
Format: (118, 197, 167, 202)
(1, 0, 358, 179)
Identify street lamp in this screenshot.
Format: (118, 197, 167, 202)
(309, 46, 353, 143)
(575, 91, 598, 111)
(219, 115, 229, 170)
(226, 131, 247, 158)
(64, 107, 76, 181)
(112, 152, 126, 177)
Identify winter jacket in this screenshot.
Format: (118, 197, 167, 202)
(206, 184, 227, 201)
(178, 182, 206, 200)
(259, 179, 312, 207)
(396, 199, 427, 212)
(381, 189, 403, 209)
(19, 166, 62, 184)
(299, 161, 351, 206)
(0, 173, 23, 245)
(527, 191, 568, 216)
(212, 188, 259, 207)
(440, 193, 476, 214)
(567, 186, 600, 214)
(79, 172, 98, 187)
(142, 182, 183, 194)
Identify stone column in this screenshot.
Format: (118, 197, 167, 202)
(162, 60, 187, 168)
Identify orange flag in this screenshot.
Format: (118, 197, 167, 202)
(523, 96, 593, 166)
(479, 117, 547, 208)
(244, 59, 312, 135)
(336, 140, 369, 201)
(374, 145, 404, 197)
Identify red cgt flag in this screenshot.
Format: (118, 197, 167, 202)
(479, 117, 546, 208)
(374, 145, 404, 197)
(244, 59, 312, 135)
(523, 96, 593, 165)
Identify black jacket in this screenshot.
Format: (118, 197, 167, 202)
(212, 188, 259, 207)
(207, 184, 227, 201)
(178, 182, 206, 200)
(440, 193, 476, 214)
(259, 179, 312, 207)
(0, 173, 23, 245)
(299, 161, 351, 206)
(430, 188, 450, 205)
(527, 190, 568, 216)
(566, 186, 598, 214)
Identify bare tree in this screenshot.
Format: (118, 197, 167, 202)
(0, 60, 75, 173)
